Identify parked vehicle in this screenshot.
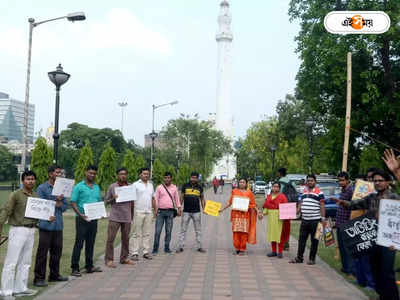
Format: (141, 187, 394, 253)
(316, 179, 340, 220)
(253, 181, 267, 194)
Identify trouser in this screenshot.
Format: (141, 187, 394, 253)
(296, 219, 319, 261)
(105, 220, 131, 263)
(1, 226, 35, 296)
(233, 232, 248, 251)
(220, 186, 224, 193)
(131, 211, 152, 255)
(369, 245, 399, 300)
(71, 217, 97, 271)
(34, 229, 63, 281)
(153, 209, 174, 252)
(336, 227, 354, 275)
(271, 242, 284, 253)
(213, 186, 218, 194)
(354, 255, 375, 288)
(179, 212, 202, 249)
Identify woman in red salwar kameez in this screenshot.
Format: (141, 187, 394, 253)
(220, 178, 260, 255)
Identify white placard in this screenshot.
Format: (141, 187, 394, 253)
(84, 202, 107, 221)
(25, 197, 56, 221)
(377, 199, 400, 250)
(232, 196, 249, 212)
(52, 178, 75, 198)
(115, 185, 136, 203)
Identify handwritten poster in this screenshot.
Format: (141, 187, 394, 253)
(279, 203, 297, 220)
(352, 179, 374, 200)
(84, 202, 107, 221)
(25, 197, 56, 220)
(204, 200, 222, 217)
(232, 196, 249, 212)
(52, 178, 75, 198)
(377, 199, 400, 250)
(115, 185, 136, 203)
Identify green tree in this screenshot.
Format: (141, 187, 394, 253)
(74, 140, 94, 183)
(166, 165, 177, 183)
(133, 155, 146, 181)
(30, 137, 53, 187)
(152, 158, 166, 186)
(176, 163, 191, 187)
(97, 141, 117, 191)
(122, 149, 136, 183)
(0, 145, 18, 182)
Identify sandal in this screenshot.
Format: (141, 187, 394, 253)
(289, 257, 303, 264)
(106, 261, 116, 268)
(121, 259, 135, 265)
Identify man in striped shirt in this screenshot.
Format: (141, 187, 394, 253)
(290, 174, 326, 265)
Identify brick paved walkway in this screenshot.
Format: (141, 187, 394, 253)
(37, 189, 366, 300)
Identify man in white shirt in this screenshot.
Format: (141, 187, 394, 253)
(131, 168, 155, 261)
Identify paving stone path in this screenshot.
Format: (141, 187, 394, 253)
(37, 189, 366, 300)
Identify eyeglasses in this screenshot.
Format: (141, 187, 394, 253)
(373, 179, 386, 183)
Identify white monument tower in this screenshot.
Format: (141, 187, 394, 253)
(213, 0, 237, 180)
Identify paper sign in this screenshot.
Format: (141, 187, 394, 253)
(324, 219, 336, 247)
(115, 185, 136, 203)
(84, 202, 107, 221)
(232, 196, 249, 212)
(25, 197, 56, 221)
(279, 203, 297, 220)
(204, 200, 222, 217)
(377, 199, 400, 250)
(52, 178, 75, 198)
(352, 179, 374, 200)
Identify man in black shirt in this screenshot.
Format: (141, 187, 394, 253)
(177, 172, 206, 253)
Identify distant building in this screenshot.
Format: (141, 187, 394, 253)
(144, 132, 167, 149)
(0, 92, 35, 143)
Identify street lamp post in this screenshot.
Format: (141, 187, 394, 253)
(305, 117, 315, 174)
(20, 12, 85, 172)
(48, 64, 70, 164)
(150, 100, 178, 178)
(271, 144, 277, 180)
(118, 102, 128, 135)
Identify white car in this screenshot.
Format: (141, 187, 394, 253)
(253, 181, 267, 194)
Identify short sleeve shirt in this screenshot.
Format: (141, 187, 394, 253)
(70, 181, 101, 214)
(181, 182, 203, 213)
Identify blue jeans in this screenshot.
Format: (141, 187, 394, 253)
(354, 255, 375, 289)
(336, 227, 355, 275)
(152, 209, 174, 252)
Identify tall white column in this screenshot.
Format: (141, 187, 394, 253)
(213, 0, 237, 180)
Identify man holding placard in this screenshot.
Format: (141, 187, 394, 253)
(33, 165, 69, 287)
(104, 168, 135, 268)
(70, 165, 103, 277)
(0, 171, 51, 298)
(335, 169, 400, 300)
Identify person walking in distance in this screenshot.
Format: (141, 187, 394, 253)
(219, 177, 225, 194)
(177, 172, 206, 253)
(212, 177, 219, 194)
(152, 172, 182, 255)
(104, 168, 135, 268)
(131, 168, 155, 261)
(33, 165, 69, 287)
(290, 174, 326, 265)
(70, 165, 103, 276)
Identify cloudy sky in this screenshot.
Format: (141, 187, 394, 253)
(1, 0, 300, 146)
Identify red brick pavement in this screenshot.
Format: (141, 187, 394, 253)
(37, 189, 367, 300)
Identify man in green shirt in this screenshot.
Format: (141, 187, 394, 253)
(0, 170, 54, 299)
(70, 165, 103, 277)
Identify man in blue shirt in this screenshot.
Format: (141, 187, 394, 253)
(33, 165, 68, 287)
(70, 165, 102, 277)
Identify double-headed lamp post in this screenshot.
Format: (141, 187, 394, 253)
(150, 100, 179, 178)
(118, 102, 128, 136)
(48, 64, 70, 165)
(20, 12, 85, 172)
(305, 117, 315, 174)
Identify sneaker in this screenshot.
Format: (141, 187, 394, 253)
(131, 254, 139, 261)
(48, 275, 69, 282)
(197, 248, 206, 253)
(86, 266, 102, 273)
(13, 289, 37, 296)
(164, 249, 172, 254)
(33, 280, 48, 287)
(176, 248, 184, 253)
(143, 253, 153, 260)
(267, 252, 277, 257)
(307, 260, 316, 265)
(71, 270, 81, 277)
(289, 257, 303, 264)
(152, 250, 158, 255)
(277, 253, 283, 259)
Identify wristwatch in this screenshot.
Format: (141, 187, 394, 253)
(321, 217, 326, 221)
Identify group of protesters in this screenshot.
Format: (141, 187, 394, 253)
(0, 165, 206, 299)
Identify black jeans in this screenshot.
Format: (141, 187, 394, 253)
(369, 245, 399, 300)
(71, 217, 97, 271)
(296, 219, 320, 262)
(34, 229, 63, 281)
(153, 209, 174, 252)
(336, 226, 354, 274)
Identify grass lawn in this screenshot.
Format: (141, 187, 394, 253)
(0, 210, 119, 299)
(255, 194, 400, 299)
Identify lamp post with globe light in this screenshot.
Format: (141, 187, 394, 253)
(305, 117, 315, 174)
